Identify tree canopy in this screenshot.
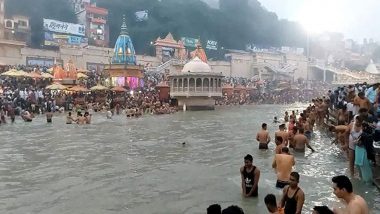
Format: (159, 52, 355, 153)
(6, 0, 307, 55)
(97, 0, 306, 54)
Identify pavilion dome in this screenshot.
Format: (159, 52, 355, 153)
(182, 57, 212, 73)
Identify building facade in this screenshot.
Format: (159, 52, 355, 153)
(72, 0, 109, 47)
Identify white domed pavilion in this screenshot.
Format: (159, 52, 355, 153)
(169, 57, 223, 110)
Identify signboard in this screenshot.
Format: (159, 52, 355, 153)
(206, 40, 218, 50)
(181, 37, 199, 48)
(135, 10, 149, 22)
(26, 57, 59, 67)
(44, 32, 88, 47)
(43, 19, 85, 37)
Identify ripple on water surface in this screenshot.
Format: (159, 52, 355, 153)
(0, 105, 379, 214)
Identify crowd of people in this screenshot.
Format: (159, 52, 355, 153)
(206, 86, 377, 214)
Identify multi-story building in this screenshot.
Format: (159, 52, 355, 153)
(0, 0, 31, 45)
(71, 0, 109, 47)
(4, 15, 31, 44)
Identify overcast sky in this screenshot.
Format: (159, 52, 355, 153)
(257, 0, 380, 42)
(202, 0, 379, 42)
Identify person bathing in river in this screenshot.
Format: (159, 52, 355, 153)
(284, 111, 289, 122)
(275, 124, 288, 146)
(272, 147, 295, 188)
(66, 112, 74, 124)
(280, 172, 305, 214)
(275, 136, 284, 154)
(293, 128, 315, 153)
(256, 123, 271, 149)
(240, 154, 260, 197)
(46, 109, 53, 123)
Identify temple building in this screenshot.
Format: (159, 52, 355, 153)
(169, 57, 223, 110)
(104, 16, 144, 89)
(190, 41, 207, 63)
(154, 33, 186, 62)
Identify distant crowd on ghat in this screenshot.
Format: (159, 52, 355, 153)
(0, 64, 329, 124)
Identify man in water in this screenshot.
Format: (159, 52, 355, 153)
(332, 175, 368, 214)
(275, 124, 288, 146)
(256, 123, 271, 149)
(293, 128, 315, 153)
(280, 172, 305, 214)
(240, 154, 260, 197)
(274, 117, 280, 123)
(222, 205, 245, 214)
(312, 206, 334, 214)
(66, 112, 74, 124)
(284, 111, 289, 122)
(46, 109, 53, 123)
(275, 136, 284, 154)
(207, 204, 221, 214)
(264, 194, 284, 214)
(272, 147, 295, 188)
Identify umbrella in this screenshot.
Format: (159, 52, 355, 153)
(90, 84, 108, 91)
(111, 86, 127, 92)
(41, 72, 54, 79)
(27, 72, 42, 78)
(77, 73, 88, 79)
(69, 85, 90, 92)
(46, 83, 67, 90)
(77, 69, 90, 73)
(0, 69, 18, 76)
(13, 70, 29, 77)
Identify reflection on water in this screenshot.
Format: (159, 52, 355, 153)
(0, 104, 379, 214)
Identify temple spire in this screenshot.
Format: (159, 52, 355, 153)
(120, 14, 128, 35)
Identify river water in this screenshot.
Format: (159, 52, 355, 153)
(0, 104, 379, 214)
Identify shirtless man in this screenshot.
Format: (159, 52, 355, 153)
(293, 128, 315, 153)
(332, 175, 369, 214)
(337, 105, 349, 125)
(275, 124, 288, 146)
(46, 109, 53, 123)
(308, 107, 317, 127)
(353, 92, 371, 112)
(303, 118, 313, 140)
(272, 147, 295, 188)
(77, 113, 86, 125)
(288, 127, 298, 148)
(329, 125, 348, 146)
(275, 136, 284, 154)
(256, 123, 271, 149)
(284, 111, 289, 122)
(66, 112, 74, 124)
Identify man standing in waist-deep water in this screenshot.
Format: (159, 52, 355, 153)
(240, 154, 260, 197)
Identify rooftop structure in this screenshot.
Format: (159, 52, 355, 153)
(169, 57, 223, 111)
(104, 16, 144, 89)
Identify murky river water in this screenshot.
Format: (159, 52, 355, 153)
(0, 104, 379, 214)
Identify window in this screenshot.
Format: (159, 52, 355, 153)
(18, 20, 27, 27)
(5, 20, 13, 28)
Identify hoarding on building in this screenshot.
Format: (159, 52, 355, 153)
(43, 19, 85, 37)
(26, 57, 61, 67)
(181, 37, 199, 48)
(135, 10, 149, 22)
(206, 40, 218, 50)
(44, 32, 88, 47)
